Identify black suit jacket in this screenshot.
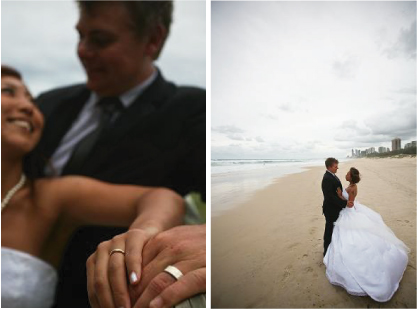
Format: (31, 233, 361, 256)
(33, 72, 206, 307)
(321, 171, 347, 219)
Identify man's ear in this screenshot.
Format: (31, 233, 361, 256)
(145, 24, 167, 59)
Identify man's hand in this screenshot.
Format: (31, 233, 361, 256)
(86, 229, 154, 308)
(129, 224, 206, 308)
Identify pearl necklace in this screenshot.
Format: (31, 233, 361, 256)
(1, 174, 27, 212)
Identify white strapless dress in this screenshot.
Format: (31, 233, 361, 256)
(1, 247, 58, 307)
(323, 189, 409, 302)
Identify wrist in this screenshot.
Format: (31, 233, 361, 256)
(129, 221, 163, 238)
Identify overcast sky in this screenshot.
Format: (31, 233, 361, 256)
(212, 1, 416, 159)
(2, 0, 205, 96)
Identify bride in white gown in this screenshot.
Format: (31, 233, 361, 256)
(323, 167, 409, 302)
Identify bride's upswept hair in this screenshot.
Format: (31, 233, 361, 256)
(350, 167, 361, 184)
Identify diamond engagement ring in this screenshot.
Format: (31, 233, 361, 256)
(109, 249, 125, 257)
(163, 265, 183, 280)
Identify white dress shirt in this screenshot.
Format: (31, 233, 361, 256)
(45, 71, 157, 176)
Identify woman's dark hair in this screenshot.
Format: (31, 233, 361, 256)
(2, 64, 49, 179)
(2, 65, 23, 79)
(350, 167, 361, 184)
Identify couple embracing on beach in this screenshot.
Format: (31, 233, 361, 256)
(321, 157, 409, 302)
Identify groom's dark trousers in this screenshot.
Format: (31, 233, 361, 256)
(321, 171, 347, 256)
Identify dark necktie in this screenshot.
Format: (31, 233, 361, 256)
(62, 97, 124, 175)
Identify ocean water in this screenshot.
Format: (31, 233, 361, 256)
(211, 158, 351, 216)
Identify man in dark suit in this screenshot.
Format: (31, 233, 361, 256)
(32, 1, 205, 307)
(321, 158, 352, 256)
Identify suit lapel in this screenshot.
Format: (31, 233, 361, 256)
(326, 170, 342, 188)
(40, 87, 91, 158)
(98, 71, 176, 146)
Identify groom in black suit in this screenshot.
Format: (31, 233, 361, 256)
(30, 1, 205, 307)
(321, 158, 352, 256)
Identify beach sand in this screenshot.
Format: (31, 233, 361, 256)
(212, 158, 416, 308)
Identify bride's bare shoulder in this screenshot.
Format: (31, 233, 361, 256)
(32, 177, 86, 214)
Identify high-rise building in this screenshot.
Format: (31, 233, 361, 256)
(392, 138, 401, 151)
(366, 147, 376, 155)
(378, 146, 387, 153)
(405, 141, 416, 149)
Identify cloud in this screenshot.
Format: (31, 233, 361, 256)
(255, 136, 265, 143)
(334, 101, 416, 145)
(212, 125, 245, 134)
(227, 134, 245, 141)
(259, 113, 279, 120)
(332, 55, 360, 79)
(365, 106, 416, 139)
(212, 125, 248, 141)
(278, 103, 294, 112)
(392, 87, 416, 95)
(383, 20, 416, 60)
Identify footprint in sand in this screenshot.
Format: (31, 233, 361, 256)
(288, 242, 300, 250)
(304, 266, 313, 273)
(309, 227, 317, 235)
(281, 265, 293, 282)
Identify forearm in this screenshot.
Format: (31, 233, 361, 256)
(324, 186, 347, 208)
(348, 194, 355, 207)
(336, 191, 346, 200)
(332, 194, 347, 208)
(130, 188, 185, 236)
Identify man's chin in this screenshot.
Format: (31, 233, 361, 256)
(86, 80, 108, 96)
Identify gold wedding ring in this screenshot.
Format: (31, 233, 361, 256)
(109, 248, 125, 257)
(164, 265, 184, 280)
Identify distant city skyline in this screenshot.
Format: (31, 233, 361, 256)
(350, 137, 416, 158)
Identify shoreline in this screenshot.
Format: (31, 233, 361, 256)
(212, 156, 415, 217)
(211, 158, 355, 217)
(212, 158, 416, 308)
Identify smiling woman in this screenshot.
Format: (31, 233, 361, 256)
(1, 66, 44, 155)
(0, 65, 185, 308)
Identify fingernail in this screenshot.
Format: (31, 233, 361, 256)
(150, 296, 163, 308)
(130, 271, 138, 284)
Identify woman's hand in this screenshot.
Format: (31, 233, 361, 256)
(86, 228, 156, 308)
(336, 187, 346, 200)
(336, 187, 342, 197)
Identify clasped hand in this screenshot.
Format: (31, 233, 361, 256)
(87, 224, 206, 308)
(336, 187, 354, 208)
